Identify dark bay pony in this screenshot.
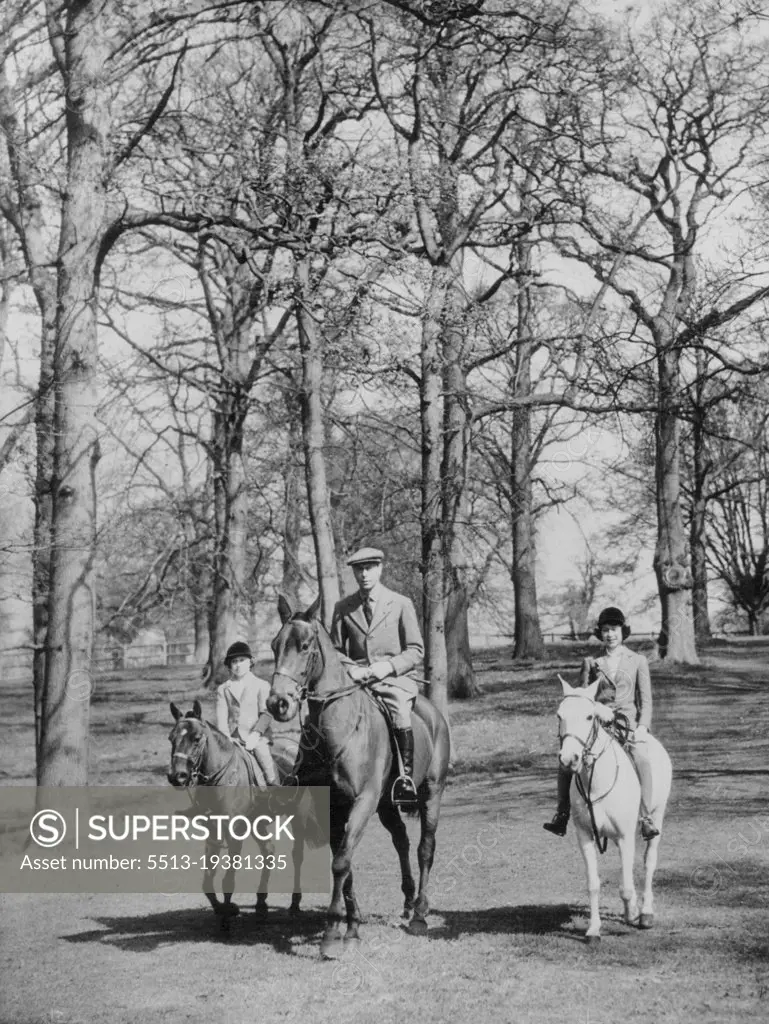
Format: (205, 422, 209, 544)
(267, 597, 450, 959)
(168, 700, 303, 929)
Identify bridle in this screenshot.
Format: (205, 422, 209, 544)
(170, 719, 235, 787)
(273, 617, 363, 710)
(558, 694, 620, 855)
(558, 695, 604, 769)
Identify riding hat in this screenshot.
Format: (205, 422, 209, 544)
(347, 547, 384, 566)
(224, 640, 253, 664)
(595, 606, 631, 640)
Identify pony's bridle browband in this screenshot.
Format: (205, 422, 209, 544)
(171, 720, 234, 787)
(559, 695, 603, 765)
(272, 617, 324, 704)
(273, 618, 361, 709)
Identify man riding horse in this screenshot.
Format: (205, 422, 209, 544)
(330, 546, 423, 807)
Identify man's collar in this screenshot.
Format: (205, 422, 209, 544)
(361, 584, 384, 603)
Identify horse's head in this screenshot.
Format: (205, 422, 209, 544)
(555, 676, 605, 773)
(167, 700, 207, 786)
(267, 595, 324, 722)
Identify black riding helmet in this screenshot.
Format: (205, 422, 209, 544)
(224, 640, 253, 665)
(594, 606, 631, 641)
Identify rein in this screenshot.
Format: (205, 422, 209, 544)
(275, 617, 375, 768)
(171, 720, 239, 787)
(559, 698, 621, 856)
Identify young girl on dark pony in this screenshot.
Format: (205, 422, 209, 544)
(543, 606, 660, 842)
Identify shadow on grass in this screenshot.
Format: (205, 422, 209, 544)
(658, 857, 769, 913)
(429, 903, 582, 942)
(62, 904, 328, 956)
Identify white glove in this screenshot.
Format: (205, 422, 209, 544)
(634, 725, 649, 741)
(367, 660, 394, 682)
(594, 704, 615, 724)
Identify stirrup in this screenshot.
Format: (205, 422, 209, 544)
(391, 774, 418, 807)
(543, 811, 569, 837)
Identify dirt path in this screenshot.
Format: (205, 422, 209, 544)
(2, 645, 768, 1024)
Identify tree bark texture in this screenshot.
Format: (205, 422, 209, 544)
(441, 271, 479, 698)
(281, 387, 304, 609)
(296, 259, 339, 628)
(653, 346, 698, 662)
(690, 412, 711, 642)
(38, 1, 113, 785)
(511, 241, 544, 660)
(420, 267, 450, 724)
(205, 265, 254, 687)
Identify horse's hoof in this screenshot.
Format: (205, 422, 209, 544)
(288, 904, 302, 918)
(408, 917, 428, 937)
(584, 934, 601, 945)
(220, 903, 240, 918)
(253, 903, 268, 920)
(343, 934, 361, 948)
(320, 936, 345, 960)
(638, 913, 654, 930)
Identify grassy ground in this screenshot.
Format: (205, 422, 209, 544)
(1, 640, 768, 1024)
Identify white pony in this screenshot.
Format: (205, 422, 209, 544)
(556, 676, 672, 942)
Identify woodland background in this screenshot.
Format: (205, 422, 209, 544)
(2, 0, 769, 783)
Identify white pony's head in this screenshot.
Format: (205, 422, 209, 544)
(556, 676, 603, 772)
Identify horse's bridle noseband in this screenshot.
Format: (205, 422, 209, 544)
(171, 723, 208, 787)
(559, 696, 603, 768)
(272, 617, 325, 705)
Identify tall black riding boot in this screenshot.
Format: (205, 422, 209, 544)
(392, 727, 418, 807)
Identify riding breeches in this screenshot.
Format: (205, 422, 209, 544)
(370, 677, 418, 729)
(626, 737, 655, 815)
(246, 733, 278, 786)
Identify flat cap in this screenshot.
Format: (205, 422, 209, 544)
(347, 547, 384, 566)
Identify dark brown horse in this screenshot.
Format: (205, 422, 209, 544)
(267, 597, 450, 959)
(167, 700, 303, 929)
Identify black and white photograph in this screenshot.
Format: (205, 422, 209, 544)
(1, 1, 767, 1021)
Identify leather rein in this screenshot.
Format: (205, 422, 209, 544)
(272, 618, 371, 766)
(559, 695, 621, 855)
(171, 719, 239, 787)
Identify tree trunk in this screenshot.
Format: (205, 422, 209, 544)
(690, 489, 711, 643)
(445, 569, 477, 698)
(38, 2, 112, 785)
(206, 394, 250, 687)
(441, 271, 478, 698)
(33, 324, 55, 761)
(653, 347, 698, 663)
(296, 259, 339, 627)
(193, 602, 210, 665)
(421, 267, 450, 723)
(281, 387, 304, 609)
(511, 241, 544, 660)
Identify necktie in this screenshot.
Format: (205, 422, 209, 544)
(363, 599, 373, 626)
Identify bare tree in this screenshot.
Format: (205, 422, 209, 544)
(555, 2, 769, 661)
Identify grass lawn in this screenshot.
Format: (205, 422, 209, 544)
(1, 639, 768, 1024)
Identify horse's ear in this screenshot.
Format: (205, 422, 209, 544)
(278, 595, 293, 624)
(170, 701, 182, 721)
(306, 595, 321, 621)
(584, 680, 600, 702)
(558, 674, 574, 696)
(192, 699, 203, 719)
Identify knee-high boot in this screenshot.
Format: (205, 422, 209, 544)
(543, 765, 572, 836)
(392, 727, 417, 806)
